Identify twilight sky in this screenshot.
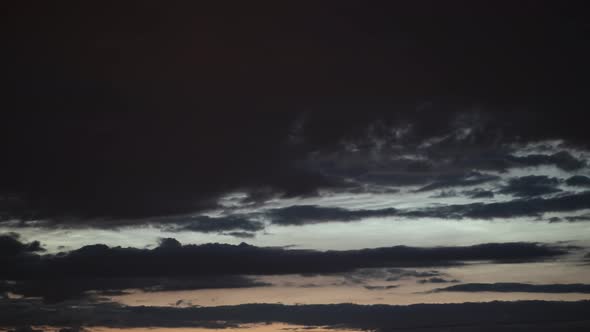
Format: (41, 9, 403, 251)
(3, 1, 590, 331)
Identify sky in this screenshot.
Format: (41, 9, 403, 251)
(3, 1, 590, 331)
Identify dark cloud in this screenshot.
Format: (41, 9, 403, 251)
(165, 215, 265, 233)
(222, 231, 257, 239)
(463, 188, 495, 199)
(2, 297, 590, 331)
(0, 233, 44, 257)
(363, 285, 399, 290)
(499, 175, 561, 197)
(418, 277, 460, 284)
(404, 191, 590, 219)
(3, 1, 590, 226)
(416, 172, 499, 192)
(566, 175, 590, 187)
(329, 268, 445, 285)
(267, 205, 398, 225)
(564, 214, 590, 222)
(0, 237, 569, 302)
(7, 276, 270, 303)
(8, 327, 44, 332)
(261, 190, 590, 224)
(433, 282, 590, 294)
(506, 151, 586, 171)
(385, 269, 444, 281)
(429, 189, 459, 198)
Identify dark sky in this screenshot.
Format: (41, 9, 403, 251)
(5, 1, 590, 221)
(3, 1, 590, 330)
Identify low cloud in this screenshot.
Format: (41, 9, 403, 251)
(417, 277, 460, 284)
(0, 237, 570, 302)
(363, 285, 399, 290)
(267, 205, 398, 225)
(165, 215, 265, 233)
(433, 282, 590, 293)
(403, 191, 590, 219)
(416, 172, 499, 192)
(506, 151, 586, 171)
(0, 233, 44, 257)
(1, 298, 590, 330)
(499, 175, 562, 197)
(566, 175, 590, 187)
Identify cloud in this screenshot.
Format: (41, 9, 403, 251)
(385, 269, 444, 281)
(0, 233, 44, 257)
(416, 172, 499, 192)
(363, 285, 399, 290)
(1, 106, 589, 228)
(417, 277, 460, 284)
(0, 237, 570, 302)
(222, 231, 257, 238)
(463, 188, 495, 198)
(566, 175, 590, 187)
(403, 191, 590, 219)
(499, 175, 562, 197)
(4, 0, 590, 229)
(2, 297, 590, 330)
(8, 276, 270, 303)
(506, 151, 586, 171)
(263, 190, 590, 224)
(165, 215, 265, 233)
(8, 327, 45, 332)
(433, 282, 590, 293)
(267, 205, 398, 225)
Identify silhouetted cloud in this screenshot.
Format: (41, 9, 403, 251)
(0, 237, 570, 302)
(363, 285, 399, 290)
(8, 276, 270, 303)
(403, 191, 590, 219)
(433, 282, 590, 293)
(0, 233, 44, 257)
(385, 269, 443, 281)
(166, 215, 265, 233)
(463, 188, 495, 198)
(417, 277, 460, 284)
(566, 175, 590, 187)
(499, 175, 561, 197)
(416, 172, 499, 192)
(267, 205, 398, 225)
(2, 297, 590, 330)
(506, 151, 586, 171)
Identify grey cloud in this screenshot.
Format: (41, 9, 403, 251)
(0, 237, 570, 302)
(252, 190, 590, 226)
(6, 276, 270, 303)
(463, 188, 495, 198)
(417, 172, 499, 192)
(268, 205, 398, 225)
(0, 233, 44, 257)
(499, 175, 562, 197)
(166, 215, 265, 233)
(417, 277, 460, 284)
(385, 268, 443, 281)
(433, 282, 590, 293)
(564, 214, 590, 222)
(2, 297, 590, 330)
(566, 175, 590, 187)
(222, 231, 257, 238)
(363, 285, 399, 290)
(506, 151, 586, 171)
(404, 191, 590, 219)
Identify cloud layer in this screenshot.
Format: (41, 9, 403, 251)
(0, 235, 572, 302)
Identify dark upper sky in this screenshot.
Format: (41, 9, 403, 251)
(5, 1, 590, 222)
